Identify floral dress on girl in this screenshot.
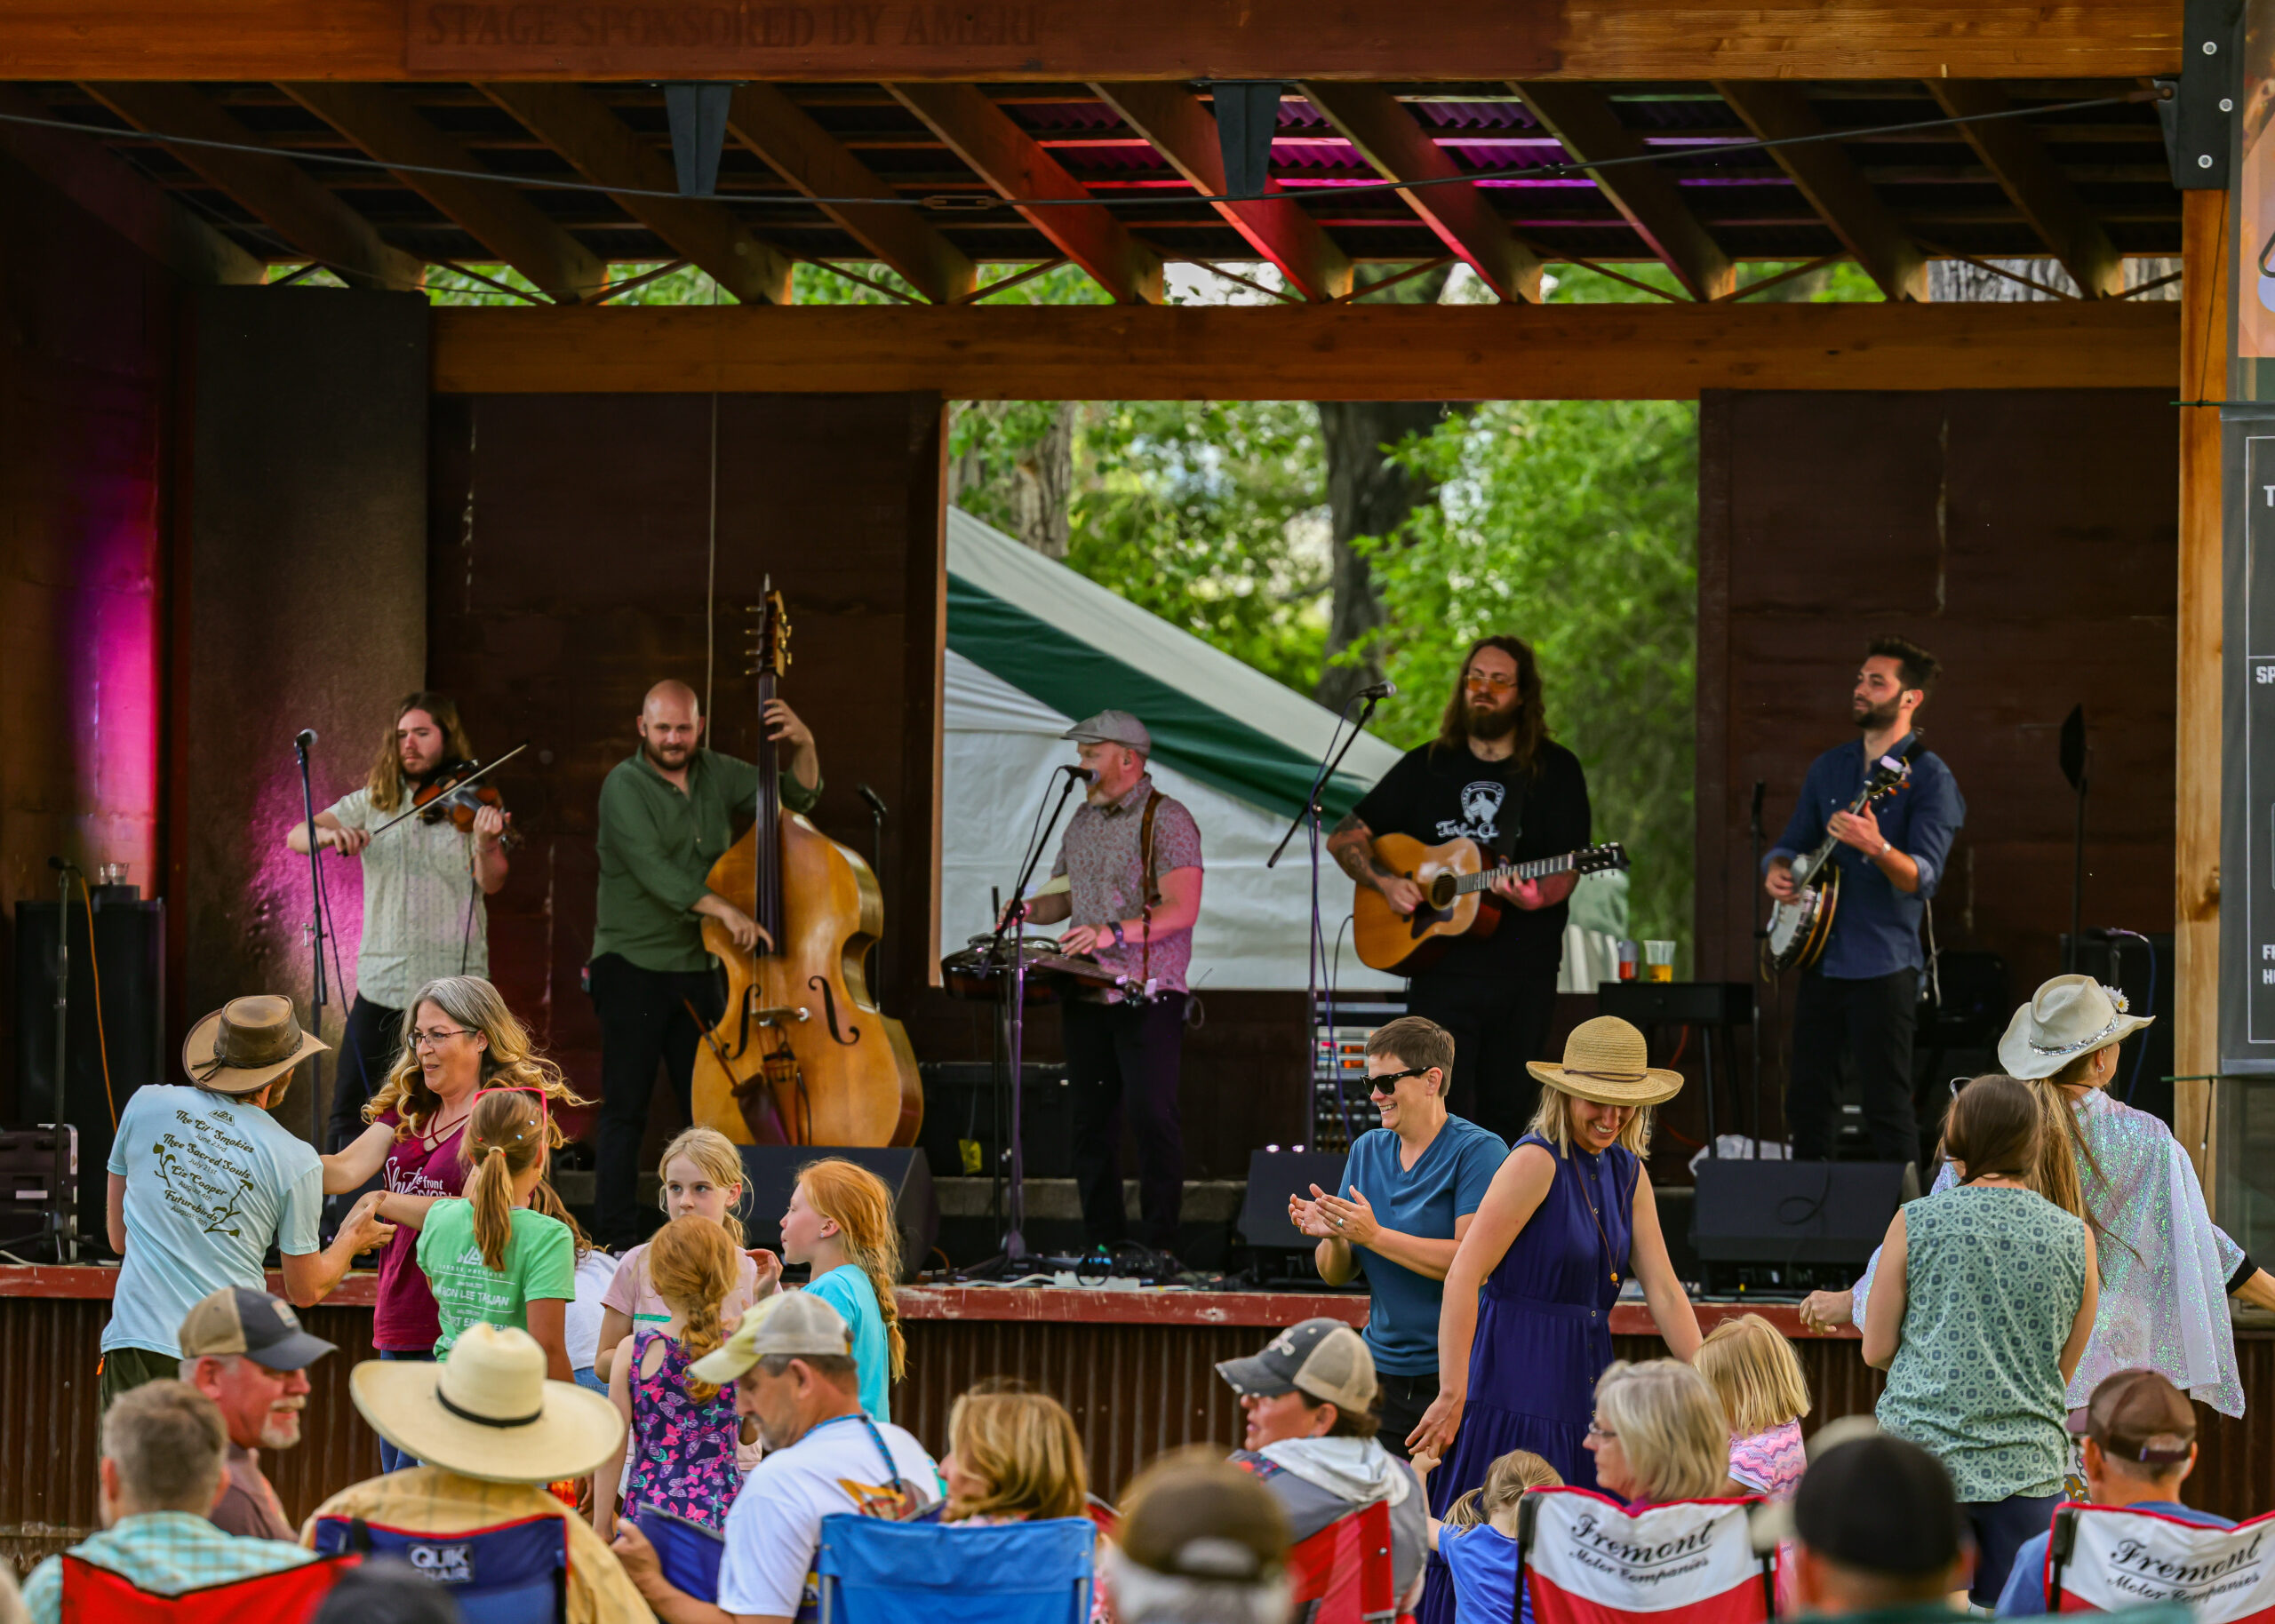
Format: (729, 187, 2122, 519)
(622, 1328, 744, 1530)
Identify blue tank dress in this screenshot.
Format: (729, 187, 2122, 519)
(1418, 1131, 1636, 1624)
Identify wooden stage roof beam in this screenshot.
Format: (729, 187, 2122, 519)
(1090, 82, 1353, 303)
(427, 299, 2179, 401)
(1928, 80, 2123, 299)
(1512, 82, 1733, 301)
(477, 82, 794, 303)
(887, 82, 1161, 305)
(280, 82, 606, 303)
(1300, 82, 1542, 303)
(80, 82, 423, 290)
(1713, 81, 1927, 303)
(724, 83, 976, 305)
(0, 4, 2186, 83)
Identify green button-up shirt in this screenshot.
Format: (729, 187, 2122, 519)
(592, 747, 821, 974)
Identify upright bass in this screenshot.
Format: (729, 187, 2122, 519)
(690, 590, 922, 1148)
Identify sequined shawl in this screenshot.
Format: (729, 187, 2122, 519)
(1853, 1087, 2247, 1417)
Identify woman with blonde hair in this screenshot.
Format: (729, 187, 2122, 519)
(320, 975, 587, 1471)
(781, 1158, 906, 1422)
(1810, 975, 2275, 1426)
(595, 1215, 746, 1540)
(1695, 1313, 1811, 1499)
(1584, 1359, 1731, 1508)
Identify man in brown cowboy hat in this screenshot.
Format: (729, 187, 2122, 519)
(99, 995, 395, 1414)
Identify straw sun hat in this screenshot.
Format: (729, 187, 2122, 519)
(1996, 973, 2153, 1081)
(180, 994, 329, 1096)
(350, 1323, 623, 1484)
(1524, 1015, 1683, 1108)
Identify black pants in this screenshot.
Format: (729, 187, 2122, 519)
(1063, 997, 1185, 1252)
(1784, 967, 1920, 1163)
(1963, 1493, 2063, 1608)
(1374, 1370, 1437, 1462)
(326, 995, 404, 1152)
(589, 952, 723, 1249)
(1403, 971, 1558, 1146)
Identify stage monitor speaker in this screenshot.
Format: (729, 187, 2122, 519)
(11, 893, 164, 1238)
(736, 1146, 939, 1281)
(1236, 1149, 1351, 1252)
(1691, 1159, 1917, 1268)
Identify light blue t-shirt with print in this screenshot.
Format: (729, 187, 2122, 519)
(102, 1085, 324, 1357)
(806, 1264, 891, 1423)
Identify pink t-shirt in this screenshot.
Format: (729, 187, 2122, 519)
(600, 1241, 765, 1331)
(1728, 1420, 1807, 1501)
(372, 1110, 468, 1351)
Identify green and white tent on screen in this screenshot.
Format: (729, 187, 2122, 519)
(941, 506, 1625, 991)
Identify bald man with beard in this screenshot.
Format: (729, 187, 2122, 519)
(589, 680, 821, 1249)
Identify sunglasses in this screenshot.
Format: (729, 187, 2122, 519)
(1367, 1067, 1433, 1095)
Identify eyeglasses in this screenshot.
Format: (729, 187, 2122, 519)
(1367, 1067, 1431, 1095)
(1586, 1421, 1618, 1441)
(1465, 670, 1518, 690)
(409, 1027, 476, 1050)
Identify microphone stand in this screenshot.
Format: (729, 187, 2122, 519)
(969, 768, 1087, 1278)
(293, 733, 331, 1150)
(1748, 779, 1766, 1150)
(1267, 691, 1384, 1153)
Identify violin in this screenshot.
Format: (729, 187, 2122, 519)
(371, 742, 529, 845)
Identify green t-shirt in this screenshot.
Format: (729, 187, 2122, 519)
(416, 1199, 576, 1357)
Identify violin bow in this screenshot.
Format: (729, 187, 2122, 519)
(368, 740, 532, 840)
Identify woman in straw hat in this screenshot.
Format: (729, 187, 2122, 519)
(1406, 1017, 1701, 1624)
(1806, 974, 2275, 1421)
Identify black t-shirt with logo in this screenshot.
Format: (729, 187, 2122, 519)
(1351, 738, 1592, 979)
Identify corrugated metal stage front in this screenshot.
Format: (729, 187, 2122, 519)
(2, 1271, 2267, 1573)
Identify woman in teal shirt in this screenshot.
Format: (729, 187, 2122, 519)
(1864, 1073, 2098, 1609)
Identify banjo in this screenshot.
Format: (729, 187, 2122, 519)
(1765, 737, 1920, 972)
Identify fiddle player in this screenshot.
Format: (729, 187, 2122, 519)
(283, 692, 508, 1150)
(589, 678, 819, 1252)
(1763, 637, 1964, 1166)
(1010, 711, 1203, 1269)
(1327, 636, 1589, 1146)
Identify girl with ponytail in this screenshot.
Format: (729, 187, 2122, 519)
(782, 1158, 906, 1423)
(411, 1087, 578, 1381)
(593, 1215, 746, 1540)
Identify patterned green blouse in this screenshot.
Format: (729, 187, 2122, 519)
(1875, 1183, 2086, 1501)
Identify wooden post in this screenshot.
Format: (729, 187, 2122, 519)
(2176, 187, 2229, 1191)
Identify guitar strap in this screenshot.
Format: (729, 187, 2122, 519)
(1138, 790, 1162, 992)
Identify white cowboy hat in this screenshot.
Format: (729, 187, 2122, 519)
(1524, 1015, 1683, 1108)
(180, 995, 330, 1096)
(1996, 974, 2153, 1080)
(350, 1324, 623, 1484)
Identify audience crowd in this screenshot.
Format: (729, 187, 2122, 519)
(28, 974, 2262, 1623)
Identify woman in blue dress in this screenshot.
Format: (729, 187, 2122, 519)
(1407, 1016, 1702, 1624)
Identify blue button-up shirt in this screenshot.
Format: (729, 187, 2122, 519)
(1766, 733, 1964, 980)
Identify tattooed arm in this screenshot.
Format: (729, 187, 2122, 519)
(1329, 813, 1425, 916)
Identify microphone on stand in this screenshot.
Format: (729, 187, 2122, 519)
(1060, 765, 1098, 782)
(294, 728, 318, 752)
(1354, 681, 1397, 701)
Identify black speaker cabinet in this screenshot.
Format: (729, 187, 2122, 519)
(12, 892, 164, 1235)
(1236, 1149, 1353, 1252)
(735, 1145, 939, 1280)
(1691, 1158, 1918, 1292)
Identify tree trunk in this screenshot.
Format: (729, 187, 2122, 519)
(946, 401, 1074, 558)
(1312, 264, 1457, 712)
(1313, 401, 1449, 711)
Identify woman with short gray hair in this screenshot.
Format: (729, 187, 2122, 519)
(1585, 1360, 1731, 1508)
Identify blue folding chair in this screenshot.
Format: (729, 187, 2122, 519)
(311, 1512, 567, 1624)
(816, 1515, 1097, 1624)
(627, 1508, 727, 1604)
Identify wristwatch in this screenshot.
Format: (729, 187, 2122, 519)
(1877, 840, 1893, 859)
(1107, 920, 1127, 948)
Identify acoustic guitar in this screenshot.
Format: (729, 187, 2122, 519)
(1353, 836, 1629, 975)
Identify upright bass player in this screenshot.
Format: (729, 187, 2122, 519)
(588, 678, 819, 1251)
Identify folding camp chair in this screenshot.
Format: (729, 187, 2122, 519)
(1516, 1487, 1774, 1624)
(815, 1513, 1097, 1624)
(311, 1510, 569, 1623)
(58, 1552, 356, 1623)
(2046, 1501, 2275, 1621)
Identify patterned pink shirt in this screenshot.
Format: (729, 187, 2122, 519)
(1050, 774, 1203, 996)
(1728, 1420, 1806, 1500)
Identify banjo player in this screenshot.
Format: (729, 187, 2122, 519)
(1763, 637, 1965, 1167)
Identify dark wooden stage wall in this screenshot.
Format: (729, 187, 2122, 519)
(426, 392, 947, 1149)
(1696, 388, 2179, 1129)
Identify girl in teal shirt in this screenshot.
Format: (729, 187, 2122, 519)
(779, 1158, 905, 1422)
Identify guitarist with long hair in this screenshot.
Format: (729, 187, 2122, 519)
(1330, 635, 1591, 1144)
(1763, 637, 1965, 1165)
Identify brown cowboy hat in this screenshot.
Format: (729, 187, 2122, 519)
(1525, 1015, 1683, 1108)
(180, 995, 329, 1096)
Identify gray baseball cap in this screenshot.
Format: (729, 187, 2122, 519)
(1216, 1318, 1377, 1415)
(1061, 710, 1152, 754)
(688, 1290, 853, 1384)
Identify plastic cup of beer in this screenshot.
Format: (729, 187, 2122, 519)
(1616, 940, 1640, 981)
(1643, 941, 1677, 983)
